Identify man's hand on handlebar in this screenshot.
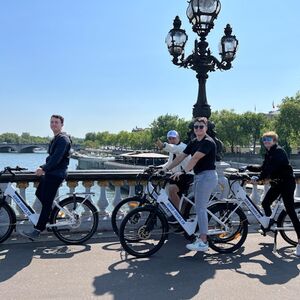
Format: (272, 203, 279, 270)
(170, 171, 183, 181)
(35, 167, 45, 176)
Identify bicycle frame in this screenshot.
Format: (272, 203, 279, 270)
(4, 184, 40, 225)
(3, 183, 94, 228)
(147, 182, 229, 236)
(227, 180, 294, 231)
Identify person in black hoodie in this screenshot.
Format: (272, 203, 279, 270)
(248, 131, 300, 256)
(20, 115, 71, 240)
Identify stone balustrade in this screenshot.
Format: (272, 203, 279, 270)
(0, 168, 300, 233)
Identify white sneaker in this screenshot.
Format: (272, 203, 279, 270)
(186, 238, 209, 252)
(294, 244, 300, 256)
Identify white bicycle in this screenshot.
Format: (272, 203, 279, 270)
(119, 167, 248, 257)
(0, 166, 99, 244)
(119, 167, 300, 257)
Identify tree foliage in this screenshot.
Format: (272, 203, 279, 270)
(1, 92, 299, 153)
(275, 92, 300, 149)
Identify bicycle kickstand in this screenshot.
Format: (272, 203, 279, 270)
(273, 230, 278, 253)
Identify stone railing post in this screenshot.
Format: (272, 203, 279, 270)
(32, 182, 42, 212)
(250, 182, 260, 205)
(67, 180, 79, 194)
(82, 180, 95, 204)
(97, 180, 109, 218)
(216, 161, 231, 199)
(127, 180, 136, 198)
(112, 180, 124, 208)
(260, 181, 270, 203)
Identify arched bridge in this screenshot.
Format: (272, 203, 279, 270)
(0, 143, 81, 153)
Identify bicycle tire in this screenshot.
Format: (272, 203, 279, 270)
(50, 197, 99, 245)
(111, 196, 150, 236)
(0, 201, 16, 243)
(119, 205, 169, 258)
(277, 202, 300, 246)
(208, 203, 248, 253)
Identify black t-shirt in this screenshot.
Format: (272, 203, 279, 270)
(183, 135, 216, 174)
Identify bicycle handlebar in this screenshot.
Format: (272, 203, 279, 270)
(0, 166, 28, 176)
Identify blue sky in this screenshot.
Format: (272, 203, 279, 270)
(0, 1, 299, 138)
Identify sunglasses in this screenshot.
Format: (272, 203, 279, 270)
(193, 125, 205, 130)
(262, 136, 273, 142)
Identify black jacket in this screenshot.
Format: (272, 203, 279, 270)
(41, 132, 71, 178)
(248, 144, 294, 181)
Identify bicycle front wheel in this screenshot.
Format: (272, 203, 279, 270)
(277, 202, 300, 246)
(111, 196, 149, 236)
(50, 197, 99, 244)
(208, 203, 248, 253)
(0, 201, 16, 243)
(119, 205, 169, 258)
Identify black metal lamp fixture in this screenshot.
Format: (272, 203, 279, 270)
(165, 16, 188, 64)
(165, 0, 238, 119)
(165, 0, 239, 159)
(186, 0, 221, 37)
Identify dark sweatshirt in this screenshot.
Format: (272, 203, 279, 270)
(41, 132, 71, 178)
(247, 144, 294, 181)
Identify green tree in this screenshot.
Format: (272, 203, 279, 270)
(211, 110, 244, 153)
(275, 92, 300, 150)
(240, 112, 268, 154)
(149, 114, 190, 143)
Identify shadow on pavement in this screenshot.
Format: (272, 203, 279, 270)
(0, 240, 91, 283)
(93, 238, 300, 299)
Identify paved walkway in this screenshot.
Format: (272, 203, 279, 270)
(0, 233, 299, 299)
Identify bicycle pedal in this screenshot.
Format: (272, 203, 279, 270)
(258, 229, 266, 236)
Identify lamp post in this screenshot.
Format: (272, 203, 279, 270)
(165, 0, 238, 159)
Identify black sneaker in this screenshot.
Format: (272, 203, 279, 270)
(167, 216, 178, 224)
(19, 229, 41, 241)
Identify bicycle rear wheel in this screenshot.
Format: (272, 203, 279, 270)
(111, 196, 149, 236)
(50, 197, 99, 244)
(0, 201, 16, 243)
(119, 205, 169, 258)
(208, 203, 248, 253)
(277, 202, 300, 246)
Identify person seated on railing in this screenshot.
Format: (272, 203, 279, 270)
(20, 114, 72, 241)
(156, 130, 193, 224)
(248, 131, 300, 256)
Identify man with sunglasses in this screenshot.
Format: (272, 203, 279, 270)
(165, 118, 218, 252)
(247, 131, 300, 256)
(156, 130, 192, 224)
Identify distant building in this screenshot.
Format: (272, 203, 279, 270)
(264, 109, 280, 119)
(132, 126, 149, 132)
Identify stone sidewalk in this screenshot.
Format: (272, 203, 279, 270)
(0, 233, 299, 299)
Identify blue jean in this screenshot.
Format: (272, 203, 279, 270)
(193, 170, 218, 235)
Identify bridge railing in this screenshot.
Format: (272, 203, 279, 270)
(0, 168, 300, 233)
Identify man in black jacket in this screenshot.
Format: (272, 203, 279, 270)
(248, 131, 300, 256)
(20, 115, 71, 240)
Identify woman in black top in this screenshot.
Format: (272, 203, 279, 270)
(248, 131, 300, 256)
(166, 117, 218, 252)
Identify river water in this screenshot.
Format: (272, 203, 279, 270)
(0, 153, 125, 209)
(0, 153, 77, 171)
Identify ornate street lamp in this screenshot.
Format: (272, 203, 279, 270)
(165, 0, 238, 159)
